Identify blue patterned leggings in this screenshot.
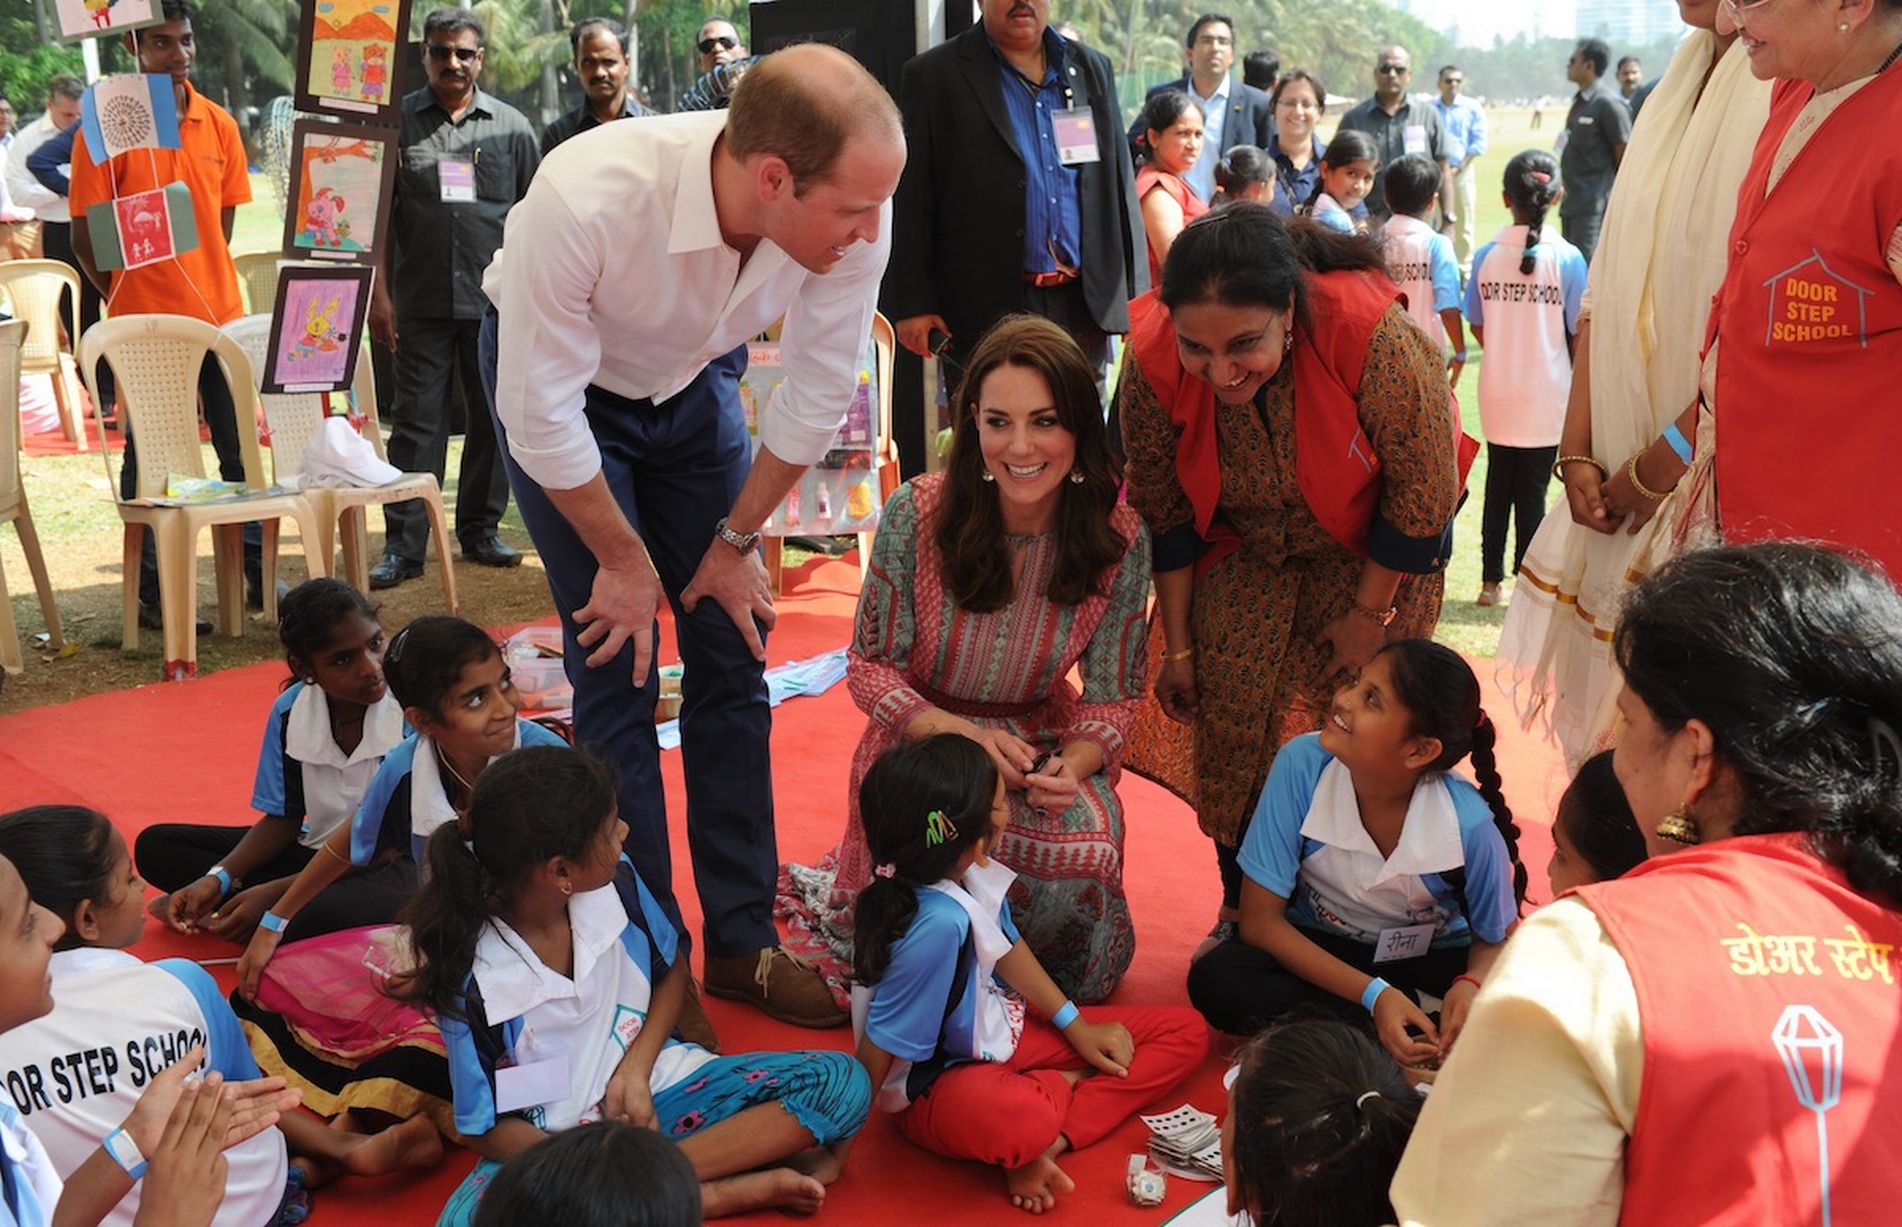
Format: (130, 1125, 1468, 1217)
(437, 1050, 869, 1226)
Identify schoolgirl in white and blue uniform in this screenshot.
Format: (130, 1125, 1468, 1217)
(1188, 642, 1526, 1068)
(405, 748, 868, 1225)
(137, 579, 408, 943)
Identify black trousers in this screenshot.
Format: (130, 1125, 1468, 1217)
(38, 220, 113, 402)
(382, 315, 511, 562)
(134, 822, 418, 942)
(121, 354, 262, 605)
(1561, 212, 1604, 265)
(1481, 442, 1557, 584)
(1187, 929, 1469, 1036)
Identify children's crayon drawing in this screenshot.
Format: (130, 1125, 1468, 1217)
(294, 0, 411, 124)
(262, 265, 374, 394)
(54, 0, 162, 42)
(79, 74, 180, 163)
(282, 121, 396, 264)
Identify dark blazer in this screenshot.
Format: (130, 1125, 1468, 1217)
(1126, 75, 1275, 162)
(883, 26, 1147, 347)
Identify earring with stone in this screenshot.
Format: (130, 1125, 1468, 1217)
(1069, 469, 1084, 484)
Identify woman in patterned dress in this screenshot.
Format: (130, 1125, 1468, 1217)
(1119, 203, 1466, 961)
(779, 315, 1150, 1004)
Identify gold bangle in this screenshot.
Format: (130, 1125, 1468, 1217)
(1553, 454, 1607, 483)
(320, 840, 352, 865)
(1624, 453, 1668, 503)
(1161, 646, 1195, 663)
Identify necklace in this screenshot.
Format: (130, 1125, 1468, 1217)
(1881, 37, 1902, 75)
(439, 749, 477, 804)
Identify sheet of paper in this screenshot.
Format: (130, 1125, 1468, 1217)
(494, 1054, 570, 1114)
(1373, 922, 1438, 964)
(1159, 1188, 1250, 1227)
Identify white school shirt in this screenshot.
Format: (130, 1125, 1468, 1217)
(3, 115, 66, 224)
(1311, 192, 1357, 234)
(0, 1102, 58, 1227)
(482, 110, 892, 488)
(251, 681, 406, 848)
(457, 874, 715, 1134)
(0, 950, 287, 1227)
(1380, 213, 1462, 353)
(1462, 224, 1588, 447)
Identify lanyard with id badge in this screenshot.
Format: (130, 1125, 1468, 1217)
(1019, 64, 1099, 168)
(439, 150, 478, 203)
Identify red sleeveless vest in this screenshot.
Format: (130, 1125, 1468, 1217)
(1575, 834, 1902, 1226)
(1129, 268, 1464, 573)
(1706, 70, 1902, 583)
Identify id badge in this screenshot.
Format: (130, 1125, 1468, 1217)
(494, 1053, 570, 1113)
(439, 159, 476, 203)
(1372, 922, 1436, 964)
(1052, 107, 1101, 165)
(1403, 123, 1428, 157)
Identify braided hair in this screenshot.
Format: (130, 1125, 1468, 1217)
(1227, 1018, 1420, 1226)
(1378, 640, 1528, 912)
(1501, 149, 1561, 275)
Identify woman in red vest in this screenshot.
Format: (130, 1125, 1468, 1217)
(1393, 541, 1902, 1225)
(1134, 89, 1209, 289)
(1600, 0, 1902, 584)
(1119, 203, 1468, 958)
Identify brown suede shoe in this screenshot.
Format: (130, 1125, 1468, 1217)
(674, 976, 721, 1053)
(702, 947, 848, 1028)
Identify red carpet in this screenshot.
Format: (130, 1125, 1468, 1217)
(0, 554, 1563, 1224)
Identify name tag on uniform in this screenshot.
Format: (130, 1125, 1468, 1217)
(1372, 922, 1436, 964)
(1052, 108, 1101, 165)
(1577, 115, 1595, 125)
(1403, 123, 1428, 156)
(494, 1054, 570, 1113)
(439, 159, 476, 203)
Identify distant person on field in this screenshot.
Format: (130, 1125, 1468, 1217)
(1432, 64, 1487, 267)
(542, 17, 654, 156)
(1243, 48, 1280, 95)
(1335, 44, 1454, 225)
(1380, 154, 1466, 388)
(1557, 37, 1632, 262)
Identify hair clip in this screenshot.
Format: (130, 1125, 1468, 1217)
(924, 809, 959, 847)
(1530, 171, 1552, 184)
(386, 624, 411, 666)
(1356, 1090, 1381, 1110)
(874, 863, 897, 879)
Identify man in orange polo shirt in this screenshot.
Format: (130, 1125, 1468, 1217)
(69, 0, 261, 630)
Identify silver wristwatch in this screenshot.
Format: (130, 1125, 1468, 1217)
(713, 517, 761, 553)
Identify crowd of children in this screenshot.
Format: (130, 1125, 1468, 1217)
(0, 565, 1659, 1226)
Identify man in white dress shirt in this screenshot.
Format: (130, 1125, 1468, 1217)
(480, 43, 903, 1029)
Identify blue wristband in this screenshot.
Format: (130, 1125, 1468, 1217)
(1451, 350, 1469, 362)
(1360, 977, 1391, 1013)
(259, 910, 289, 934)
(207, 866, 233, 898)
(1661, 421, 1694, 466)
(1051, 1000, 1080, 1030)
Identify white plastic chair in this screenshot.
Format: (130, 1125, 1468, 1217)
(222, 314, 458, 612)
(233, 252, 283, 316)
(77, 314, 331, 680)
(0, 259, 90, 450)
(0, 319, 64, 675)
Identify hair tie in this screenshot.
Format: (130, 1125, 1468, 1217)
(1870, 718, 1902, 778)
(873, 863, 897, 879)
(1355, 1090, 1381, 1109)
(1529, 171, 1551, 184)
(1474, 710, 1494, 734)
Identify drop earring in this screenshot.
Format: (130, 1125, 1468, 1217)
(981, 470, 995, 483)
(1655, 803, 1701, 846)
(1069, 469, 1085, 484)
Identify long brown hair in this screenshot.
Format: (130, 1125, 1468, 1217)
(936, 315, 1126, 613)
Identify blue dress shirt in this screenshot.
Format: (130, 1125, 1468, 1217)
(991, 28, 1082, 276)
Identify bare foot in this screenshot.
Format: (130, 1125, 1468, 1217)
(701, 1168, 826, 1217)
(783, 1147, 845, 1185)
(338, 1116, 444, 1177)
(1004, 1155, 1074, 1214)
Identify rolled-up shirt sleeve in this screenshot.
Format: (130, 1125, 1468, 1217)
(486, 179, 606, 490)
(764, 200, 893, 467)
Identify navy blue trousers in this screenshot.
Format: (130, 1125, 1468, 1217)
(478, 311, 777, 958)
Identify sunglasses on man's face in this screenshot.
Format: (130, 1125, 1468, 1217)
(1377, 63, 1409, 76)
(427, 44, 481, 63)
(698, 35, 737, 54)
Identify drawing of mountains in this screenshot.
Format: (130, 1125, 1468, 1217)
(318, 10, 396, 40)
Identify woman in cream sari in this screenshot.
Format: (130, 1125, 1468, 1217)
(1496, 3, 1770, 768)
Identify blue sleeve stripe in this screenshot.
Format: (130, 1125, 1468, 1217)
(439, 1009, 500, 1137)
(152, 960, 263, 1081)
(250, 691, 293, 816)
(628, 864, 681, 968)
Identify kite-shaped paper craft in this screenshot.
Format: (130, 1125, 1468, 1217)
(85, 182, 199, 271)
(80, 74, 181, 163)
